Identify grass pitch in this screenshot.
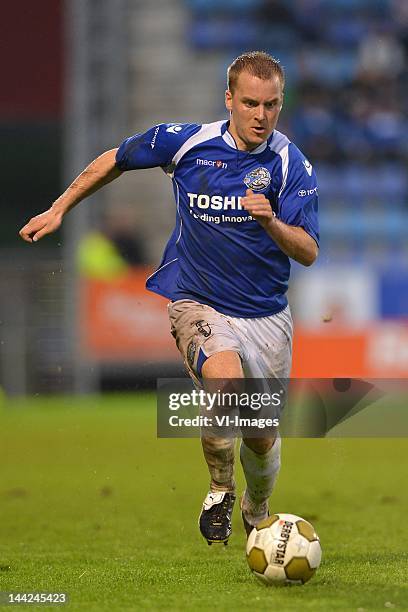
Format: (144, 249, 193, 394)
(0, 394, 407, 611)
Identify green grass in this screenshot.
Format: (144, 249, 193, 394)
(0, 394, 407, 611)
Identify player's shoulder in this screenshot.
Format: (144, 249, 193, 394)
(269, 130, 315, 176)
(157, 122, 202, 141)
(157, 120, 225, 137)
(288, 141, 312, 169)
(268, 129, 291, 157)
(143, 121, 199, 153)
(268, 130, 303, 162)
(170, 120, 226, 165)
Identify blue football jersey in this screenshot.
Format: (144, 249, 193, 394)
(115, 120, 319, 318)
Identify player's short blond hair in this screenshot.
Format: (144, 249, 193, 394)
(227, 51, 285, 93)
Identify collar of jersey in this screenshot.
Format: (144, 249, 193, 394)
(221, 121, 272, 155)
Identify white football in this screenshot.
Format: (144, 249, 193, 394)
(246, 513, 322, 585)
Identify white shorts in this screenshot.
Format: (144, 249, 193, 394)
(168, 299, 293, 384)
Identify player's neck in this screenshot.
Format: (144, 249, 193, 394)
(227, 120, 269, 152)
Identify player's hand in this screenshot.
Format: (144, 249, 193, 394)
(19, 208, 63, 243)
(241, 189, 274, 228)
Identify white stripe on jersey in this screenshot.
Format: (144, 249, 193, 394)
(269, 130, 290, 198)
(278, 145, 289, 197)
(172, 121, 225, 166)
(269, 129, 290, 154)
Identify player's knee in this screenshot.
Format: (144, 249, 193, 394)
(243, 437, 275, 455)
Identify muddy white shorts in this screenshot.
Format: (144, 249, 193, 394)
(168, 299, 293, 384)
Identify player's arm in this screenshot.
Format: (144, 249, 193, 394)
(19, 149, 121, 243)
(241, 189, 318, 266)
(19, 122, 200, 243)
(242, 146, 320, 266)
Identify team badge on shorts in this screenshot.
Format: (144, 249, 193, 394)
(244, 167, 271, 191)
(195, 320, 211, 338)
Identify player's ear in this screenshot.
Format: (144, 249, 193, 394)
(225, 89, 232, 113)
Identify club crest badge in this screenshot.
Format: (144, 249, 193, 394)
(244, 167, 271, 191)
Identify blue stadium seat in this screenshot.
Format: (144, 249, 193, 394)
(185, 0, 262, 15)
(297, 48, 357, 85)
(380, 270, 408, 318)
(185, 0, 407, 266)
(189, 18, 261, 50)
(324, 18, 368, 47)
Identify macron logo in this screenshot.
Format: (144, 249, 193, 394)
(196, 158, 227, 169)
(303, 159, 313, 176)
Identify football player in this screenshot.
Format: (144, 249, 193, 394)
(20, 51, 319, 545)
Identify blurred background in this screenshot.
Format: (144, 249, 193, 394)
(1, 0, 407, 396)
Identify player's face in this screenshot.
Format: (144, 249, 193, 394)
(225, 71, 283, 151)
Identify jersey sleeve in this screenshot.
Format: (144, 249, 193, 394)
(115, 122, 201, 171)
(277, 143, 319, 245)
